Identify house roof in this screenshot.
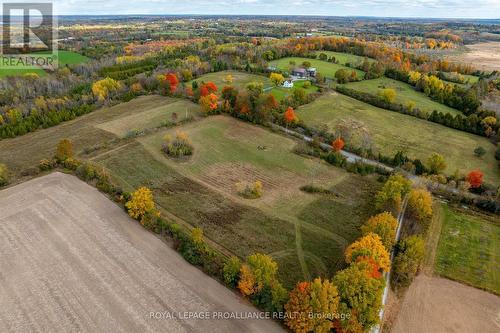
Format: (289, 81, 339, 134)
(293, 68, 306, 73)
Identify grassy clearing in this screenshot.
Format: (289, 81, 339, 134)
(435, 205, 499, 294)
(189, 70, 272, 90)
(296, 92, 500, 185)
(315, 51, 376, 66)
(0, 51, 89, 78)
(96, 98, 201, 137)
(269, 57, 365, 79)
(343, 77, 461, 116)
(95, 115, 378, 287)
(269, 80, 319, 101)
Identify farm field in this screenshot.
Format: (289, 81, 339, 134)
(342, 77, 461, 116)
(0, 51, 89, 77)
(434, 205, 500, 294)
(315, 50, 376, 65)
(445, 41, 500, 71)
(269, 56, 365, 79)
(393, 275, 500, 333)
(95, 115, 379, 287)
(296, 92, 500, 185)
(96, 98, 200, 137)
(0, 95, 190, 176)
(190, 70, 272, 90)
(0, 172, 283, 333)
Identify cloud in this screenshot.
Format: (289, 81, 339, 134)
(49, 0, 500, 18)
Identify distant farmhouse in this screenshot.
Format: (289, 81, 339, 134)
(283, 80, 294, 88)
(292, 67, 316, 78)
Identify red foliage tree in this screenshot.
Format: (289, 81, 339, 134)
(200, 82, 218, 96)
(284, 107, 298, 124)
(165, 73, 179, 93)
(332, 137, 345, 152)
(264, 94, 279, 110)
(466, 170, 484, 188)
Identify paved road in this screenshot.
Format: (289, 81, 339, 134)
(0, 173, 285, 333)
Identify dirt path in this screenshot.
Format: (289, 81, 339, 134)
(392, 275, 500, 333)
(0, 173, 284, 333)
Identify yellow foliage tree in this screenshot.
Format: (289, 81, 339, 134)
(375, 174, 412, 211)
(92, 77, 121, 101)
(125, 187, 157, 224)
(361, 212, 398, 250)
(408, 188, 433, 221)
(345, 233, 391, 272)
(379, 88, 396, 103)
(238, 264, 256, 296)
(270, 72, 285, 86)
(56, 138, 73, 162)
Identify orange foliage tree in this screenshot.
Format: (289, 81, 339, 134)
(200, 82, 218, 96)
(466, 170, 484, 188)
(165, 73, 179, 93)
(199, 93, 218, 113)
(332, 137, 345, 152)
(284, 107, 298, 125)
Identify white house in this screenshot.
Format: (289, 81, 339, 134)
(283, 80, 294, 88)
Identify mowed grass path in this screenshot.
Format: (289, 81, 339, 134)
(189, 70, 272, 90)
(435, 205, 499, 294)
(269, 57, 365, 79)
(297, 92, 500, 185)
(95, 115, 377, 287)
(343, 77, 461, 116)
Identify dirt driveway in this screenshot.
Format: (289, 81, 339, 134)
(0, 172, 284, 333)
(392, 275, 500, 333)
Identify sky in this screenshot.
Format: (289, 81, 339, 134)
(45, 0, 500, 19)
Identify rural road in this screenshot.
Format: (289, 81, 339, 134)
(0, 172, 285, 333)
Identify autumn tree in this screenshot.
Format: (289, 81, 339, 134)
(238, 264, 256, 296)
(284, 107, 298, 125)
(426, 152, 447, 174)
(345, 233, 391, 272)
(165, 73, 179, 93)
(379, 88, 396, 104)
(332, 137, 345, 152)
(466, 170, 484, 188)
(361, 212, 398, 250)
(55, 138, 73, 162)
(125, 187, 157, 224)
(333, 261, 385, 331)
(223, 256, 242, 288)
(0, 164, 9, 186)
(407, 188, 433, 222)
(270, 72, 285, 86)
(392, 235, 425, 289)
(199, 93, 219, 113)
(375, 174, 412, 212)
(284, 278, 340, 333)
(285, 282, 313, 332)
(200, 82, 218, 96)
(92, 77, 121, 101)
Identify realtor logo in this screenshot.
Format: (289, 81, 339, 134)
(1, 2, 58, 70)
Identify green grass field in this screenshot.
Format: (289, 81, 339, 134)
(190, 70, 273, 90)
(269, 80, 319, 100)
(94, 115, 379, 287)
(296, 92, 500, 185)
(315, 51, 376, 66)
(269, 57, 365, 79)
(0, 51, 89, 78)
(435, 205, 499, 294)
(343, 77, 461, 116)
